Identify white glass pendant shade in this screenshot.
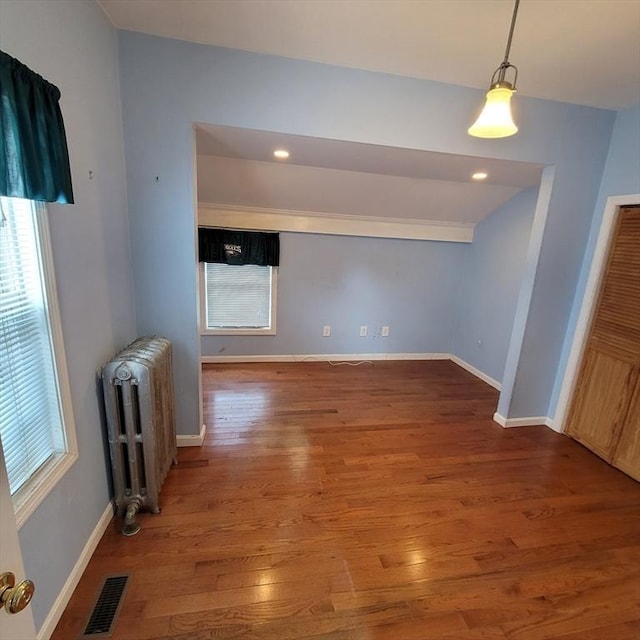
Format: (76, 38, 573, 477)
(468, 86, 518, 138)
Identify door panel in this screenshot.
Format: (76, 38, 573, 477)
(589, 205, 640, 364)
(0, 444, 37, 639)
(566, 205, 639, 477)
(612, 375, 640, 481)
(566, 350, 638, 460)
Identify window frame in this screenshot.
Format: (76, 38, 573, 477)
(199, 262, 278, 336)
(1, 199, 78, 529)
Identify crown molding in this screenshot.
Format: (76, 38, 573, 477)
(198, 203, 474, 243)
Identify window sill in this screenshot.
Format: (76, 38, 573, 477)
(201, 328, 277, 336)
(14, 451, 78, 529)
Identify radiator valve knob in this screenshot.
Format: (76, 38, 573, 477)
(122, 499, 142, 536)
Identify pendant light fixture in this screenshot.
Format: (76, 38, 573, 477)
(468, 0, 521, 138)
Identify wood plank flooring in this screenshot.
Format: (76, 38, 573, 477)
(52, 361, 640, 639)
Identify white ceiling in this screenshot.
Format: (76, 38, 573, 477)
(98, 1, 634, 233)
(195, 124, 543, 188)
(100, 0, 640, 110)
(197, 155, 524, 225)
(195, 124, 542, 227)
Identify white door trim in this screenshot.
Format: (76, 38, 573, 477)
(554, 193, 640, 433)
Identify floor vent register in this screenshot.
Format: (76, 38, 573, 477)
(81, 574, 130, 638)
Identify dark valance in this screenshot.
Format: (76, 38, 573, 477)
(0, 50, 74, 204)
(198, 228, 280, 266)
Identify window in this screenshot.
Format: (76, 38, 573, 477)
(0, 196, 77, 526)
(201, 263, 277, 335)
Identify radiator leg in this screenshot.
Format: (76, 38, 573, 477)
(122, 499, 142, 536)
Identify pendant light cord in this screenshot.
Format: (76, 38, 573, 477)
(502, 0, 521, 65)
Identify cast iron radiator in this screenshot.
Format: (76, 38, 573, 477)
(102, 337, 177, 535)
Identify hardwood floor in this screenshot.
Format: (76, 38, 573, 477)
(52, 361, 640, 640)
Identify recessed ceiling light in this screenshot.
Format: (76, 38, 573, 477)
(472, 171, 488, 181)
(273, 149, 290, 159)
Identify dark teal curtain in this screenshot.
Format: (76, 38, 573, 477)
(0, 50, 74, 204)
(199, 228, 280, 266)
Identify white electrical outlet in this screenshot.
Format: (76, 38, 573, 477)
(323, 325, 331, 337)
(359, 326, 368, 337)
(381, 326, 390, 337)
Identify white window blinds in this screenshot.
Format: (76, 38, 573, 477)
(0, 196, 66, 495)
(205, 263, 272, 329)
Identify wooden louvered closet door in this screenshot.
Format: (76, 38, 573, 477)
(566, 205, 640, 481)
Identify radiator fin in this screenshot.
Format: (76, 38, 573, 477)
(102, 336, 177, 534)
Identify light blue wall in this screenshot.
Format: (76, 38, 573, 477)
(1, 0, 136, 632)
(202, 233, 466, 357)
(452, 188, 537, 383)
(118, 31, 614, 430)
(548, 103, 640, 418)
(0, 5, 626, 631)
(0, 2, 625, 632)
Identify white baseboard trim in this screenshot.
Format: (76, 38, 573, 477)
(37, 502, 113, 640)
(450, 356, 501, 391)
(202, 353, 451, 364)
(493, 412, 507, 427)
(544, 417, 562, 433)
(493, 412, 555, 430)
(177, 423, 207, 447)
